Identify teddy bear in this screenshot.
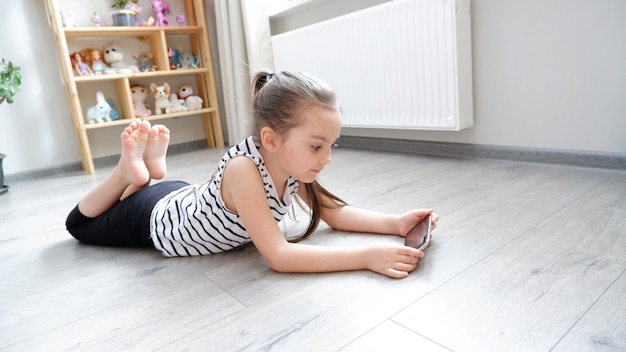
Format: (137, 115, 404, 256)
(130, 84, 152, 117)
(103, 43, 139, 74)
(177, 84, 203, 110)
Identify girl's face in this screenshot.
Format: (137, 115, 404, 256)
(275, 105, 342, 183)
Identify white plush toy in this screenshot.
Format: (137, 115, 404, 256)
(150, 82, 171, 115)
(178, 52, 199, 69)
(177, 84, 203, 110)
(103, 43, 139, 74)
(166, 94, 188, 113)
(86, 91, 112, 124)
(61, 9, 77, 28)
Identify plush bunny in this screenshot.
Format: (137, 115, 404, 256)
(177, 84, 203, 110)
(86, 91, 112, 124)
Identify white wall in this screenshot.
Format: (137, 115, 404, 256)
(0, 0, 219, 176)
(271, 0, 626, 154)
(1, 0, 624, 178)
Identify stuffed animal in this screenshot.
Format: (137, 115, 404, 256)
(61, 9, 77, 28)
(177, 84, 203, 110)
(134, 52, 156, 72)
(168, 47, 180, 70)
(103, 43, 139, 74)
(106, 98, 121, 121)
(166, 94, 188, 113)
(178, 52, 199, 69)
(150, 82, 171, 115)
(152, 0, 171, 27)
(130, 84, 152, 117)
(86, 91, 112, 124)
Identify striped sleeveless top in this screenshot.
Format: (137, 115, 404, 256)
(149, 136, 300, 256)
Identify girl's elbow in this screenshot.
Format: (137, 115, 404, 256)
(267, 259, 292, 273)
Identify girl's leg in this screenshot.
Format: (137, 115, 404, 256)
(121, 123, 170, 200)
(78, 120, 155, 218)
(66, 180, 189, 247)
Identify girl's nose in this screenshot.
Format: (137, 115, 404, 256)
(321, 150, 332, 164)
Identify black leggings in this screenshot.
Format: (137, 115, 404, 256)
(66, 180, 189, 247)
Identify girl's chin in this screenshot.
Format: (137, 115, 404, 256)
(298, 174, 318, 183)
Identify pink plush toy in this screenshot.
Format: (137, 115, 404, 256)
(152, 0, 171, 27)
(130, 84, 152, 117)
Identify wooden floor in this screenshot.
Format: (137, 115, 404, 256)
(1, 146, 625, 352)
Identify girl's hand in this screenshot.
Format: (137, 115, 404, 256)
(399, 209, 439, 237)
(366, 244, 424, 279)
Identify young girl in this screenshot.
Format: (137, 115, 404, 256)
(66, 71, 438, 279)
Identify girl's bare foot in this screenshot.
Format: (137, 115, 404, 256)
(144, 124, 170, 180)
(119, 120, 151, 186)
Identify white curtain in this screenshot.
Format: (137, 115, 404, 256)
(213, 0, 275, 145)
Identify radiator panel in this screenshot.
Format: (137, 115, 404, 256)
(271, 0, 473, 131)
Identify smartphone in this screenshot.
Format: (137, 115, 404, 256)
(404, 214, 432, 250)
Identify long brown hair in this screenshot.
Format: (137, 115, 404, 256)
(251, 71, 347, 242)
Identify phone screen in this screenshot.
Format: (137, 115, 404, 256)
(404, 214, 432, 250)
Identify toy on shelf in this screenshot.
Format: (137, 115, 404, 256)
(82, 48, 110, 75)
(167, 47, 180, 70)
(103, 43, 139, 74)
(124, 0, 145, 26)
(130, 84, 152, 117)
(178, 85, 203, 110)
(92, 12, 102, 27)
(178, 52, 199, 69)
(106, 99, 121, 121)
(134, 52, 156, 72)
(86, 91, 112, 124)
(61, 9, 77, 28)
(150, 82, 171, 114)
(70, 52, 93, 76)
(175, 14, 186, 26)
(152, 0, 172, 27)
(167, 94, 188, 113)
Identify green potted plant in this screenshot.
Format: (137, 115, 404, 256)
(0, 58, 22, 194)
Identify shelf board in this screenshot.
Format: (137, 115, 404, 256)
(63, 26, 204, 38)
(74, 68, 211, 82)
(84, 108, 217, 130)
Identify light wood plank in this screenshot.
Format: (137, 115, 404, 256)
(392, 174, 626, 351)
(1, 147, 624, 351)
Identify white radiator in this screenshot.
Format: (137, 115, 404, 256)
(271, 0, 473, 131)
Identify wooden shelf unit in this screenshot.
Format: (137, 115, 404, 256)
(44, 0, 223, 174)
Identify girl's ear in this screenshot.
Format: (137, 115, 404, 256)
(260, 126, 279, 152)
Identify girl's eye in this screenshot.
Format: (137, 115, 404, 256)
(311, 145, 322, 151)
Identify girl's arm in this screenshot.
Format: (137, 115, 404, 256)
(221, 157, 423, 279)
(298, 186, 438, 238)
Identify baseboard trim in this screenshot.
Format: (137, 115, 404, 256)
(337, 136, 626, 171)
(4, 140, 209, 183)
